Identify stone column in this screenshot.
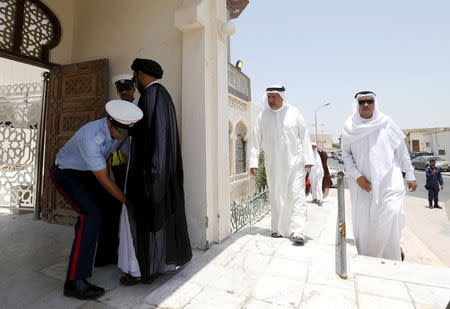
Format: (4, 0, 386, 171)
(175, 0, 233, 249)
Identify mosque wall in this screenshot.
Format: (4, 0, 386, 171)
(40, 0, 183, 121)
(70, 0, 183, 119)
(41, 0, 76, 65)
(26, 0, 243, 248)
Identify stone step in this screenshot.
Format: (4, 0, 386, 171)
(350, 254, 450, 289)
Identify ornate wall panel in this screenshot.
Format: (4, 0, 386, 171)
(0, 0, 61, 64)
(0, 0, 16, 51)
(0, 82, 43, 208)
(228, 64, 251, 102)
(41, 59, 108, 225)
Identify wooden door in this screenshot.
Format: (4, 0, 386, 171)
(412, 140, 420, 152)
(40, 59, 108, 225)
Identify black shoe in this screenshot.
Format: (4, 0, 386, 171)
(64, 279, 105, 300)
(434, 205, 443, 209)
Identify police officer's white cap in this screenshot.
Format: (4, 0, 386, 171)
(311, 142, 317, 146)
(105, 100, 143, 125)
(112, 74, 133, 86)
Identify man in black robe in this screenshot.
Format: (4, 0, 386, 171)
(118, 58, 192, 284)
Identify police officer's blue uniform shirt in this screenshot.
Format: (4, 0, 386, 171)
(426, 166, 444, 188)
(56, 118, 121, 171)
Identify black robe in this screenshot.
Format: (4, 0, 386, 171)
(126, 83, 192, 280)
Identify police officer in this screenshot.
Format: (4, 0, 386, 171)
(426, 159, 444, 209)
(110, 74, 137, 190)
(112, 74, 138, 105)
(50, 100, 143, 300)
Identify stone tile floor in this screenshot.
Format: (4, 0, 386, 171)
(1, 189, 449, 308)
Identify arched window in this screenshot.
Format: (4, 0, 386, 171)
(235, 121, 247, 174)
(0, 0, 61, 65)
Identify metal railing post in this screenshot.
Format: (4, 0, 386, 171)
(336, 171, 347, 279)
(34, 72, 50, 220)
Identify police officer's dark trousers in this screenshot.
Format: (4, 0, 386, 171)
(428, 185, 439, 206)
(50, 165, 111, 281)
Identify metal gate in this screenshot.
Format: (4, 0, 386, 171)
(0, 82, 44, 209)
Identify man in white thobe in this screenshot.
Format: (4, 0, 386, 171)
(342, 91, 417, 261)
(310, 142, 324, 206)
(250, 85, 314, 244)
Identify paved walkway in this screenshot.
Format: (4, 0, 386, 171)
(1, 189, 449, 309)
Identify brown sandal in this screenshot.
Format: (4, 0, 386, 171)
(120, 273, 142, 286)
(271, 232, 283, 238)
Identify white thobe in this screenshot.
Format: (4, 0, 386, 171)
(250, 104, 314, 237)
(118, 204, 141, 277)
(310, 150, 324, 201)
(342, 126, 415, 260)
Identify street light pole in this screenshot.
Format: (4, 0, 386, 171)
(314, 103, 331, 147)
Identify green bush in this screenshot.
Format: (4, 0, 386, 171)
(255, 151, 267, 190)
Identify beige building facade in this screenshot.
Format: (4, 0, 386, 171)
(403, 127, 448, 153)
(310, 133, 333, 150)
(227, 64, 262, 203)
(423, 130, 450, 162)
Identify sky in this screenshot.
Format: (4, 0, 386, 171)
(230, 0, 450, 141)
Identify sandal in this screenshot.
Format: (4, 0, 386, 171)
(271, 232, 283, 238)
(289, 233, 306, 245)
(120, 273, 142, 286)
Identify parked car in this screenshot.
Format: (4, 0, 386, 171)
(411, 156, 449, 171)
(409, 151, 432, 160)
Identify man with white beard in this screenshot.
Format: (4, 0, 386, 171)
(342, 91, 417, 261)
(250, 86, 314, 244)
(309, 142, 324, 206)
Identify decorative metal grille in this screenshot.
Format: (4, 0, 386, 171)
(230, 186, 270, 232)
(20, 0, 55, 58)
(0, 0, 16, 51)
(0, 0, 61, 63)
(235, 134, 246, 174)
(0, 82, 43, 208)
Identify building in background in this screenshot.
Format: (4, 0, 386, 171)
(422, 129, 450, 162)
(310, 134, 333, 150)
(403, 127, 448, 153)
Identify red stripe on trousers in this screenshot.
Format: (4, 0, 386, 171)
(69, 214, 85, 280)
(49, 166, 85, 280)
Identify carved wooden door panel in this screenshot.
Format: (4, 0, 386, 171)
(40, 59, 108, 225)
